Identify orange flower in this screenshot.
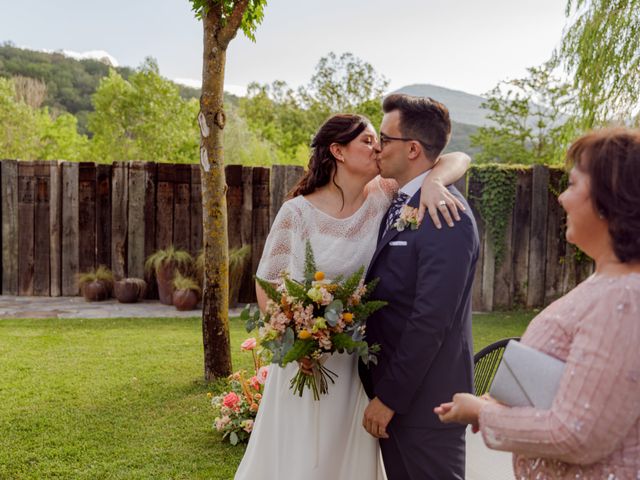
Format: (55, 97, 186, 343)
(314, 271, 325, 281)
(342, 312, 354, 323)
(298, 330, 312, 340)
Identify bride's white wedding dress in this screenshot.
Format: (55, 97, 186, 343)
(234, 177, 393, 480)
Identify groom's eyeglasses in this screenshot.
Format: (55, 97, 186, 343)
(379, 132, 434, 152)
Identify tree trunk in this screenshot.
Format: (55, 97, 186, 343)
(199, 9, 233, 380)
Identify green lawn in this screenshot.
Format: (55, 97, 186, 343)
(0, 312, 535, 479)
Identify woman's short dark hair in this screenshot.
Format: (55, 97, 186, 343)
(289, 114, 370, 200)
(382, 93, 451, 161)
(566, 127, 640, 263)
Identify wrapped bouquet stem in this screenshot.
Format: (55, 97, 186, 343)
(242, 241, 386, 400)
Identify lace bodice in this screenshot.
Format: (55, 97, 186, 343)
(256, 176, 395, 283)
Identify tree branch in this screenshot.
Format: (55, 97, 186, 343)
(218, 0, 250, 47)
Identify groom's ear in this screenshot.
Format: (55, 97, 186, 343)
(408, 141, 421, 160)
(329, 143, 345, 162)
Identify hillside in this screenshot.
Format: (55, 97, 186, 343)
(0, 44, 208, 133)
(395, 83, 493, 127)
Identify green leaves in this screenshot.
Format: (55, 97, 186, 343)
(255, 277, 281, 304)
(282, 339, 316, 365)
(303, 240, 317, 283)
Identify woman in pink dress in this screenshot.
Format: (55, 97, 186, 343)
(436, 128, 640, 479)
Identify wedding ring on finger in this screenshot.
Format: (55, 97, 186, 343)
(438, 200, 447, 207)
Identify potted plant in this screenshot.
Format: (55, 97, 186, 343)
(114, 278, 147, 303)
(172, 272, 201, 311)
(77, 265, 114, 301)
(144, 246, 193, 305)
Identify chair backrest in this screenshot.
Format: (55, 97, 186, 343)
(473, 337, 520, 396)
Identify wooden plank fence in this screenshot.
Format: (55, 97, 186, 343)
(0, 160, 593, 310)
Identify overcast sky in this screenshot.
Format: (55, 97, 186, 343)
(0, 0, 569, 96)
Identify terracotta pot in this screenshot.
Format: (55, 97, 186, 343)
(156, 262, 175, 305)
(173, 289, 199, 311)
(82, 280, 110, 301)
(114, 279, 141, 303)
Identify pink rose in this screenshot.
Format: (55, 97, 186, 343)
(257, 365, 269, 385)
(240, 337, 257, 351)
(249, 376, 261, 391)
(222, 391, 240, 409)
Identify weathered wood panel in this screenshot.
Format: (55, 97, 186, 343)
(1, 160, 19, 294)
(33, 162, 51, 296)
(18, 162, 35, 296)
(190, 165, 203, 256)
(95, 164, 112, 268)
(49, 162, 62, 296)
(173, 164, 191, 251)
(226, 165, 243, 250)
(467, 173, 485, 311)
(156, 164, 174, 250)
(127, 162, 146, 279)
(527, 165, 549, 307)
(61, 163, 80, 295)
(143, 163, 157, 294)
(544, 169, 565, 304)
(493, 214, 513, 308)
(143, 163, 158, 258)
(78, 163, 96, 274)
(238, 166, 255, 303)
(111, 162, 128, 279)
(251, 167, 270, 287)
(269, 164, 304, 226)
(512, 170, 532, 306)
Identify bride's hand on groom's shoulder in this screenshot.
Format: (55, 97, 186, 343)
(419, 176, 465, 230)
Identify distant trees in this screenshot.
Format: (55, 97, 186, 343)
(0, 77, 89, 160)
(88, 58, 200, 163)
(471, 64, 577, 165)
(240, 52, 389, 165)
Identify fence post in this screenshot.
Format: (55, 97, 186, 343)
(156, 164, 174, 251)
(78, 162, 97, 276)
(49, 161, 62, 296)
(190, 165, 203, 257)
(111, 162, 128, 279)
(128, 162, 146, 279)
(33, 161, 51, 296)
(1, 160, 19, 295)
(96, 164, 112, 269)
(467, 172, 486, 311)
(527, 164, 549, 308)
(238, 166, 254, 303)
(61, 162, 79, 296)
(173, 164, 191, 252)
(18, 162, 35, 296)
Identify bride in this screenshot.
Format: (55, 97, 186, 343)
(234, 113, 469, 479)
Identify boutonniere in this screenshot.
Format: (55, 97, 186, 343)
(393, 205, 420, 232)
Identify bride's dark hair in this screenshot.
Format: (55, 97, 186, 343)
(288, 114, 371, 201)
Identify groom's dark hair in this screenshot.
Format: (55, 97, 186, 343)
(383, 94, 451, 161)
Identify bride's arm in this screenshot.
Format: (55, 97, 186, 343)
(420, 151, 470, 229)
(256, 282, 269, 312)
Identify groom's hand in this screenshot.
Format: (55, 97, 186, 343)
(363, 397, 394, 439)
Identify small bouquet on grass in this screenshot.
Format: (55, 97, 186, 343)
(242, 241, 386, 400)
(209, 337, 269, 445)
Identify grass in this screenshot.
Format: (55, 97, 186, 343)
(0, 311, 535, 479)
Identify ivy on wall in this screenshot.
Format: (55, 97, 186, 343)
(469, 164, 522, 266)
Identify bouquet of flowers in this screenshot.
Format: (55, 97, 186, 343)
(209, 337, 269, 445)
(242, 241, 386, 400)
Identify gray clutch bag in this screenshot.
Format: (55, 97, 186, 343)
(489, 340, 566, 409)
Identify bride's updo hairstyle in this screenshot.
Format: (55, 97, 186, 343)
(289, 114, 371, 199)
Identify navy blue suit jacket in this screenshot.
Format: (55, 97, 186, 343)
(360, 185, 479, 428)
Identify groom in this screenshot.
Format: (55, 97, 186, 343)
(359, 94, 479, 479)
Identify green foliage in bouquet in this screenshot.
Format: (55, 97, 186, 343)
(241, 240, 387, 400)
